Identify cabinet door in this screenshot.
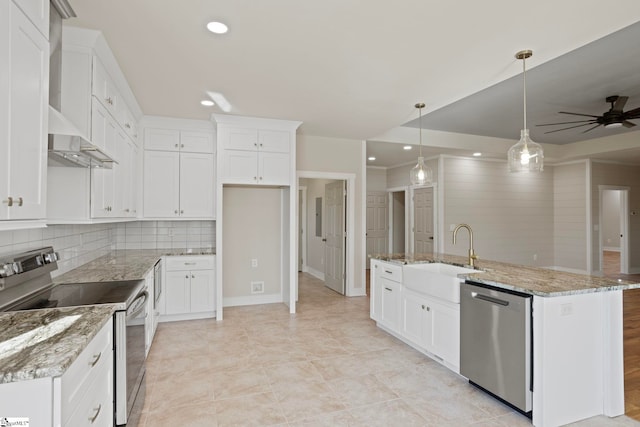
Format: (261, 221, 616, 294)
(5, 4, 49, 220)
(164, 271, 190, 315)
(221, 149, 258, 184)
(143, 150, 180, 217)
(370, 262, 382, 322)
(181, 131, 214, 153)
(11, 0, 48, 38)
(429, 299, 460, 368)
(91, 98, 117, 157)
(402, 291, 428, 347)
(222, 126, 258, 151)
(0, 0, 9, 219)
(190, 269, 215, 313)
(91, 56, 118, 115)
(259, 151, 290, 185)
(258, 129, 289, 153)
(180, 153, 214, 218)
(380, 278, 401, 332)
(113, 130, 130, 216)
(144, 128, 180, 152)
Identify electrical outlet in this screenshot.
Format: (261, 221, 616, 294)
(251, 258, 258, 268)
(533, 254, 537, 261)
(251, 281, 264, 294)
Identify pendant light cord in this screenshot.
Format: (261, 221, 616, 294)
(522, 55, 527, 130)
(419, 106, 423, 157)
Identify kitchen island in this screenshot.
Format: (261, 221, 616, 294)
(370, 253, 640, 427)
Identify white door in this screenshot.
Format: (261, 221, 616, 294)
(413, 187, 434, 253)
(324, 181, 345, 295)
(366, 191, 388, 268)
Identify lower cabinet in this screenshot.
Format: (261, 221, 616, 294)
(161, 255, 216, 321)
(144, 268, 156, 357)
(0, 318, 113, 427)
(380, 277, 401, 331)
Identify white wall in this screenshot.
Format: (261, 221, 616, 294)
(222, 187, 282, 302)
(299, 178, 337, 276)
(386, 157, 439, 189)
(441, 157, 554, 266)
(297, 135, 365, 293)
(602, 190, 621, 251)
(366, 167, 387, 191)
(553, 162, 588, 271)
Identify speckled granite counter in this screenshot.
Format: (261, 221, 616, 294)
(372, 252, 640, 297)
(54, 248, 215, 284)
(0, 305, 115, 383)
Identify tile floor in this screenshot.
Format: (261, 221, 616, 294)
(137, 273, 639, 426)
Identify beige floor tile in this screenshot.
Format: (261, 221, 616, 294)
(211, 366, 271, 400)
(327, 374, 399, 407)
(288, 409, 357, 426)
(213, 392, 286, 426)
(145, 401, 218, 427)
(147, 368, 214, 412)
(272, 379, 347, 421)
(348, 399, 428, 426)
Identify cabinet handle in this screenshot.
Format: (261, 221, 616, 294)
(260, 143, 263, 147)
(175, 143, 179, 148)
(421, 305, 425, 309)
(259, 176, 263, 181)
(3, 197, 13, 207)
(181, 144, 184, 148)
(426, 306, 430, 311)
(89, 352, 102, 367)
(89, 404, 102, 423)
(180, 210, 184, 214)
(124, 208, 130, 213)
(254, 176, 257, 181)
(254, 143, 257, 147)
(374, 265, 378, 269)
(185, 275, 189, 279)
(192, 274, 195, 278)
(125, 123, 131, 129)
(184, 262, 196, 265)
(175, 210, 179, 215)
(384, 270, 392, 274)
(17, 197, 23, 207)
(384, 287, 392, 292)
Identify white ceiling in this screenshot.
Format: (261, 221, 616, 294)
(66, 1, 640, 142)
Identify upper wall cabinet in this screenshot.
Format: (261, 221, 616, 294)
(141, 119, 216, 219)
(0, 0, 49, 224)
(11, 0, 49, 38)
(213, 115, 301, 187)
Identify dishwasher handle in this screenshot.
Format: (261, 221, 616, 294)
(471, 291, 509, 306)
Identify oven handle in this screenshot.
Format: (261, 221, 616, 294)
(126, 292, 148, 319)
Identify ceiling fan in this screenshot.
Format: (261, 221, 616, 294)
(537, 95, 640, 134)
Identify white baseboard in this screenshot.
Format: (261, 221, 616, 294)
(223, 294, 282, 307)
(158, 311, 215, 323)
(544, 266, 590, 275)
(306, 266, 325, 281)
(603, 247, 621, 252)
(349, 289, 367, 297)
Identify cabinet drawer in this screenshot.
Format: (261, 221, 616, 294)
(165, 256, 215, 271)
(60, 318, 112, 423)
(379, 263, 403, 282)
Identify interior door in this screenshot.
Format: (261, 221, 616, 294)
(413, 187, 434, 253)
(324, 181, 345, 295)
(366, 191, 388, 268)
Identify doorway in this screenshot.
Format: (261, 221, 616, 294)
(366, 191, 388, 268)
(600, 186, 630, 275)
(298, 186, 306, 272)
(412, 186, 436, 253)
(388, 187, 409, 253)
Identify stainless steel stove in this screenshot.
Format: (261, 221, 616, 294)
(0, 247, 148, 426)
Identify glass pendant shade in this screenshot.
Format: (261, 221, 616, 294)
(508, 129, 544, 172)
(410, 156, 432, 185)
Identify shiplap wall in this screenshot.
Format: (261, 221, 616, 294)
(441, 157, 554, 266)
(591, 161, 640, 273)
(553, 162, 588, 272)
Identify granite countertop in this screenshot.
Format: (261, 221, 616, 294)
(54, 248, 216, 284)
(0, 305, 115, 383)
(372, 252, 640, 297)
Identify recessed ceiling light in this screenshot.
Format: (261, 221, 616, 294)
(473, 152, 482, 157)
(200, 100, 214, 107)
(368, 156, 376, 161)
(403, 145, 412, 150)
(206, 21, 228, 34)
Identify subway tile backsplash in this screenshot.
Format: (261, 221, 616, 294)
(0, 221, 215, 277)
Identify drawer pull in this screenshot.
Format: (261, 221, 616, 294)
(384, 270, 392, 274)
(89, 404, 102, 423)
(89, 352, 102, 367)
(184, 262, 196, 265)
(384, 287, 392, 292)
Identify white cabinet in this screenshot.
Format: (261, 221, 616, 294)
(220, 127, 291, 185)
(380, 278, 401, 331)
(161, 256, 216, 321)
(144, 268, 156, 357)
(0, 318, 113, 427)
(143, 126, 215, 219)
(0, 1, 48, 222)
(402, 289, 460, 370)
(11, 0, 48, 38)
(371, 260, 403, 331)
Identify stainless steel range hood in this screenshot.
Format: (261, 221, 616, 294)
(47, 0, 116, 169)
(48, 106, 117, 168)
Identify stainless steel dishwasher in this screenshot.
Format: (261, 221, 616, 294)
(460, 281, 533, 415)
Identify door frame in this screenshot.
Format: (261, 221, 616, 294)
(298, 186, 307, 272)
(387, 186, 410, 253)
(598, 185, 630, 274)
(297, 171, 356, 296)
(409, 183, 438, 253)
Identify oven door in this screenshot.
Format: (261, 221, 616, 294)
(115, 290, 148, 425)
(153, 260, 162, 310)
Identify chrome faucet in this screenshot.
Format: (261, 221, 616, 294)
(453, 224, 478, 268)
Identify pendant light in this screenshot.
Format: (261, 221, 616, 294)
(508, 50, 544, 172)
(410, 103, 433, 185)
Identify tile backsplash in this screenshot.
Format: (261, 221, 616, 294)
(0, 221, 215, 277)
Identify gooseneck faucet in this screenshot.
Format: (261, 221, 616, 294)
(453, 224, 478, 268)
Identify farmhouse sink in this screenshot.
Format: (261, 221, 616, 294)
(403, 263, 481, 303)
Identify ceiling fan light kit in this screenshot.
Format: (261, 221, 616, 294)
(508, 50, 544, 173)
(410, 102, 433, 185)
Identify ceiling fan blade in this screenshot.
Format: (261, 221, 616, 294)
(623, 121, 636, 128)
(536, 119, 596, 127)
(582, 123, 602, 133)
(623, 107, 640, 118)
(612, 96, 629, 113)
(543, 122, 599, 134)
(558, 111, 600, 118)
